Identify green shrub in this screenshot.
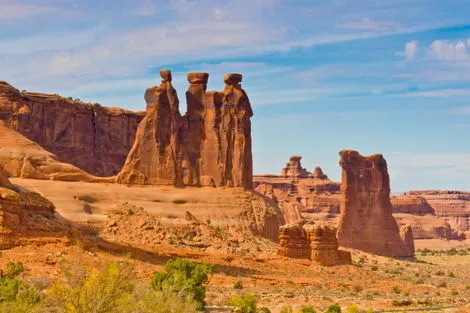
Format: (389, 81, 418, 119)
(259, 307, 272, 313)
(151, 258, 215, 310)
(0, 278, 20, 303)
(325, 303, 342, 313)
(6, 262, 24, 278)
(280, 305, 293, 313)
(298, 305, 316, 313)
(370, 266, 378, 271)
(228, 293, 258, 313)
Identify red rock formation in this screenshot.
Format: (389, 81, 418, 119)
(278, 224, 310, 258)
(0, 81, 144, 177)
(281, 156, 309, 178)
(118, 71, 254, 188)
(337, 150, 414, 258)
(117, 70, 182, 185)
(391, 195, 435, 215)
(0, 121, 112, 182)
(278, 223, 351, 266)
(305, 224, 351, 266)
(408, 190, 470, 232)
(312, 166, 328, 180)
(400, 225, 415, 257)
(0, 165, 12, 189)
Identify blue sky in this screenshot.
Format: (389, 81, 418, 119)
(1, 0, 470, 192)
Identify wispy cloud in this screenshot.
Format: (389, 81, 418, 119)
(336, 18, 398, 30)
(0, 2, 58, 20)
(400, 88, 470, 97)
(398, 40, 418, 60)
(134, 2, 157, 17)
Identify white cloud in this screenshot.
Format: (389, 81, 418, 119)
(404, 40, 418, 60)
(134, 2, 157, 17)
(336, 18, 397, 30)
(400, 88, 470, 98)
(429, 39, 469, 61)
(0, 2, 57, 20)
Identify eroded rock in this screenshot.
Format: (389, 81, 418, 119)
(337, 150, 414, 258)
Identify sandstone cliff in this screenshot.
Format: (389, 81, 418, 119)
(408, 190, 470, 232)
(0, 81, 144, 177)
(118, 70, 253, 188)
(0, 121, 112, 182)
(337, 150, 414, 258)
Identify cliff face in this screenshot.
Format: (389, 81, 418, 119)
(0, 81, 145, 177)
(408, 190, 470, 232)
(117, 71, 253, 188)
(337, 150, 414, 258)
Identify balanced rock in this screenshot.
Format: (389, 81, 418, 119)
(281, 156, 309, 178)
(337, 150, 414, 258)
(118, 70, 254, 188)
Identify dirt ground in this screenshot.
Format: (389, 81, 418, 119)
(2, 179, 470, 313)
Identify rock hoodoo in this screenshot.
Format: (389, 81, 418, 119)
(281, 156, 309, 178)
(0, 81, 144, 177)
(337, 150, 414, 258)
(117, 70, 253, 188)
(312, 166, 328, 180)
(278, 223, 351, 266)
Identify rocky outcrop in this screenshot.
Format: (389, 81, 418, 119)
(281, 156, 309, 178)
(0, 164, 69, 248)
(408, 190, 470, 232)
(312, 166, 328, 180)
(391, 195, 435, 215)
(337, 150, 414, 258)
(0, 80, 144, 177)
(0, 165, 12, 189)
(278, 223, 351, 266)
(118, 71, 253, 188)
(399, 225, 415, 257)
(306, 224, 351, 266)
(277, 224, 311, 258)
(0, 121, 112, 182)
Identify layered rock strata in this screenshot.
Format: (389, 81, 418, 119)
(0, 80, 144, 177)
(0, 121, 112, 182)
(118, 70, 253, 188)
(278, 223, 351, 266)
(337, 150, 414, 258)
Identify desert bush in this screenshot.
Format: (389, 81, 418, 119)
(391, 286, 401, 294)
(298, 305, 316, 313)
(47, 261, 134, 313)
(77, 194, 100, 204)
(228, 292, 258, 313)
(325, 303, 342, 313)
(5, 262, 25, 278)
(391, 299, 413, 306)
(172, 199, 187, 204)
(233, 280, 244, 290)
(259, 307, 272, 313)
(280, 305, 293, 313)
(370, 266, 378, 271)
(151, 258, 215, 310)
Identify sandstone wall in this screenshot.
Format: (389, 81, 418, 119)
(118, 71, 253, 188)
(0, 81, 144, 177)
(337, 150, 414, 258)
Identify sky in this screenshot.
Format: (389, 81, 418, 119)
(1, 0, 470, 192)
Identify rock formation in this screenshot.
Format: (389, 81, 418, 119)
(278, 223, 351, 266)
(0, 81, 144, 177)
(118, 71, 254, 188)
(337, 150, 414, 258)
(278, 224, 311, 258)
(0, 164, 69, 248)
(400, 225, 415, 257)
(312, 166, 328, 180)
(391, 195, 435, 215)
(408, 190, 470, 232)
(0, 121, 112, 182)
(305, 224, 352, 266)
(281, 156, 309, 178)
